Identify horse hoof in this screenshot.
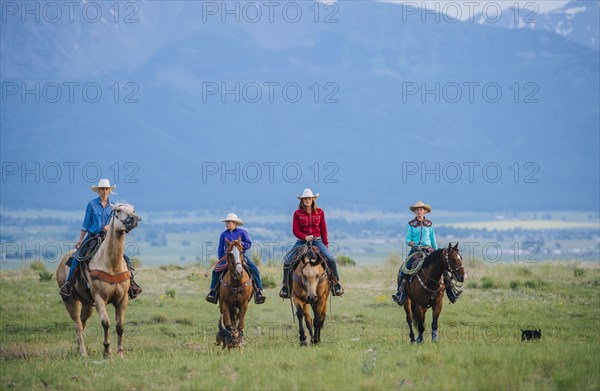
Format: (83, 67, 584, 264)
(300, 340, 308, 347)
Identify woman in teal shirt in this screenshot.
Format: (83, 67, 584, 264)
(392, 200, 437, 305)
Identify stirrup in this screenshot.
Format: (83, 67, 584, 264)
(279, 286, 290, 299)
(59, 283, 72, 299)
(206, 290, 218, 304)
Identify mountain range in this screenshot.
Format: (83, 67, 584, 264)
(1, 1, 598, 213)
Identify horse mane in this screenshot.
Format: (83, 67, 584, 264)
(110, 202, 134, 211)
(422, 248, 444, 269)
(292, 244, 323, 265)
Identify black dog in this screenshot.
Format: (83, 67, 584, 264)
(521, 329, 542, 341)
(214, 317, 241, 352)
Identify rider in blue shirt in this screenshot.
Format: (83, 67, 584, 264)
(205, 213, 266, 304)
(59, 179, 142, 300)
(392, 201, 437, 305)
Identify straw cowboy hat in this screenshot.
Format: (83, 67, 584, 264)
(297, 188, 320, 199)
(221, 213, 244, 226)
(91, 178, 116, 193)
(409, 200, 432, 213)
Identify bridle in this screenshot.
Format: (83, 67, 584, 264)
(110, 206, 140, 233)
(444, 247, 464, 277)
(416, 247, 463, 296)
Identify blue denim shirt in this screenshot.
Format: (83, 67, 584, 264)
(406, 218, 437, 249)
(81, 197, 114, 235)
(218, 227, 252, 259)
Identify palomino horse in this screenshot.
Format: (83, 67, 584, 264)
(292, 244, 330, 346)
(403, 242, 465, 343)
(56, 203, 140, 357)
(218, 238, 253, 345)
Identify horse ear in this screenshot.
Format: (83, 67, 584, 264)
(453, 242, 459, 250)
(448, 242, 452, 250)
(225, 238, 231, 244)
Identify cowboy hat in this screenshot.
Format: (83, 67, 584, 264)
(297, 188, 320, 200)
(220, 213, 244, 226)
(91, 178, 116, 193)
(409, 200, 432, 213)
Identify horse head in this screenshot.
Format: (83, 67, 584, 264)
(445, 242, 466, 282)
(226, 238, 245, 280)
(110, 203, 141, 234)
(300, 245, 326, 304)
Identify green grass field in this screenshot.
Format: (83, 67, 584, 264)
(1, 259, 599, 390)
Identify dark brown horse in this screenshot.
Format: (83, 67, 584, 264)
(292, 244, 330, 346)
(218, 238, 253, 346)
(403, 242, 466, 343)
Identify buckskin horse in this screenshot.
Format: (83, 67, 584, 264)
(292, 244, 331, 346)
(218, 238, 253, 346)
(403, 242, 465, 343)
(55, 203, 141, 357)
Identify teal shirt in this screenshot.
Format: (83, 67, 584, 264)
(405, 218, 437, 249)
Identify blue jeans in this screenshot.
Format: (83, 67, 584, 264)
(210, 255, 262, 290)
(282, 239, 339, 282)
(66, 236, 132, 281)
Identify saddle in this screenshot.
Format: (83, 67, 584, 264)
(287, 245, 337, 292)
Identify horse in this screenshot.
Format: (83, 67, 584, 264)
(55, 203, 141, 357)
(218, 238, 253, 347)
(403, 242, 465, 343)
(291, 244, 331, 346)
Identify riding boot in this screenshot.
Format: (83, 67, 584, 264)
(279, 266, 292, 299)
(327, 259, 344, 296)
(206, 289, 218, 304)
(123, 255, 143, 299)
(59, 265, 79, 300)
(254, 288, 266, 304)
(443, 272, 462, 303)
(392, 279, 407, 306)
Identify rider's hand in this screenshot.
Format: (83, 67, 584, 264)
(103, 225, 109, 232)
(75, 240, 83, 249)
(305, 235, 314, 241)
(409, 241, 415, 247)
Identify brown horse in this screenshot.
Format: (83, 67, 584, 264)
(403, 242, 465, 343)
(218, 238, 253, 346)
(56, 203, 140, 357)
(292, 244, 330, 346)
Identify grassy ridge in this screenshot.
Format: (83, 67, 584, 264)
(1, 260, 599, 390)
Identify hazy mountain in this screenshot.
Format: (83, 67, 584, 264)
(1, 1, 598, 213)
(474, 0, 599, 50)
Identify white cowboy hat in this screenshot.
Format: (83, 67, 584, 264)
(91, 178, 117, 193)
(220, 213, 244, 226)
(409, 200, 432, 213)
(297, 188, 320, 200)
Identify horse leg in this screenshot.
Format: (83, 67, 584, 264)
(295, 305, 308, 346)
(314, 298, 328, 344)
(115, 298, 129, 357)
(431, 296, 443, 342)
(237, 302, 249, 345)
(95, 299, 111, 357)
(64, 300, 87, 357)
(302, 303, 315, 345)
(413, 305, 426, 344)
(404, 298, 415, 344)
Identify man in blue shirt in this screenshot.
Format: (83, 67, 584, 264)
(59, 179, 142, 299)
(206, 213, 266, 304)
